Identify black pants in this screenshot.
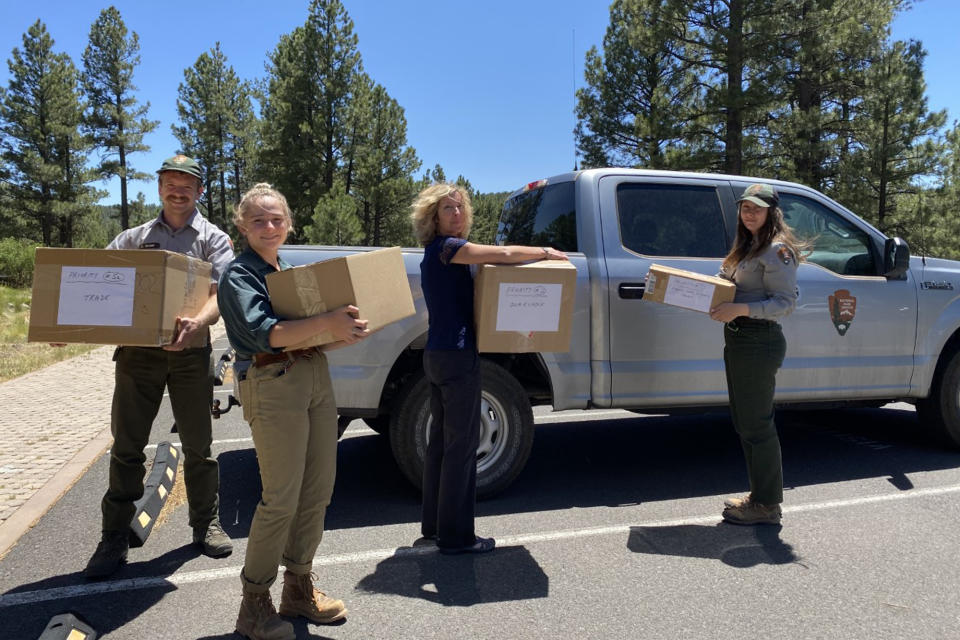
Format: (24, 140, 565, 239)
(723, 319, 787, 505)
(421, 349, 481, 548)
(102, 345, 219, 532)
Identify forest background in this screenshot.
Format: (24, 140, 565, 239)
(1, 0, 958, 289)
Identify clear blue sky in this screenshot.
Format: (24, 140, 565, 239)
(0, 0, 956, 205)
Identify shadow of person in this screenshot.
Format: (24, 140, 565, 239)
(356, 544, 548, 607)
(0, 543, 197, 638)
(627, 524, 800, 569)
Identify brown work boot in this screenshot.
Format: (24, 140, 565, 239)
(723, 494, 752, 509)
(235, 589, 295, 640)
(278, 570, 348, 624)
(722, 497, 782, 525)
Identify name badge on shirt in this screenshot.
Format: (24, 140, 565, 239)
(139, 242, 161, 249)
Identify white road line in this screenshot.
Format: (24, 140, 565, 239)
(3, 483, 959, 608)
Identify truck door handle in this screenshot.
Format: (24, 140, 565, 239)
(618, 283, 646, 299)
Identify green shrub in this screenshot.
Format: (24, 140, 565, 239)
(0, 238, 37, 288)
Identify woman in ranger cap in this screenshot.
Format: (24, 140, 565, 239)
(218, 184, 369, 639)
(709, 183, 804, 525)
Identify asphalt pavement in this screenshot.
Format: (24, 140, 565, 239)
(1, 333, 960, 639)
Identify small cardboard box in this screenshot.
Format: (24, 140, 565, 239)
(28, 248, 213, 346)
(474, 261, 577, 353)
(643, 263, 735, 313)
(266, 246, 415, 350)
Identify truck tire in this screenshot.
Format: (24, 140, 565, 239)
(388, 358, 535, 499)
(917, 347, 960, 447)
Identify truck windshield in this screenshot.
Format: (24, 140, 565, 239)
(497, 181, 577, 252)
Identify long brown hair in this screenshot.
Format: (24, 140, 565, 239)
(722, 203, 806, 272)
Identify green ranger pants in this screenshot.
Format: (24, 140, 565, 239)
(723, 319, 787, 505)
(102, 345, 219, 532)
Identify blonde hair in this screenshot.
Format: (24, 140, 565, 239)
(410, 183, 473, 245)
(232, 183, 294, 234)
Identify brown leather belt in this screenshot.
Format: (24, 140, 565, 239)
(252, 347, 321, 368)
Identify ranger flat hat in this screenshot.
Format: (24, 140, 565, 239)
(157, 154, 202, 179)
(737, 183, 778, 208)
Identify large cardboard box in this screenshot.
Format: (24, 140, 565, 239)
(474, 261, 577, 353)
(28, 248, 213, 346)
(643, 263, 735, 313)
(266, 246, 415, 350)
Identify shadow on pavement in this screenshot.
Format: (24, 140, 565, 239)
(356, 544, 548, 606)
(0, 544, 196, 639)
(627, 523, 799, 568)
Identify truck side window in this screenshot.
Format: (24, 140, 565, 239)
(616, 183, 727, 257)
(780, 194, 877, 276)
(497, 181, 577, 252)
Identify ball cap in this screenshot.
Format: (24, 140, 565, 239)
(157, 154, 202, 179)
(737, 183, 778, 208)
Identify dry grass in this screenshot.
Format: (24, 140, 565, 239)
(0, 285, 97, 382)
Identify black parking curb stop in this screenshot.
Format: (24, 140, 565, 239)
(128, 441, 179, 548)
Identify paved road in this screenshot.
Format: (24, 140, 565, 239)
(1, 349, 959, 639)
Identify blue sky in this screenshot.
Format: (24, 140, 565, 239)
(0, 0, 956, 205)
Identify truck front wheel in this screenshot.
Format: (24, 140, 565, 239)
(388, 358, 535, 499)
(917, 347, 960, 446)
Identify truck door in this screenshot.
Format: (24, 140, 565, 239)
(774, 190, 917, 400)
(600, 175, 735, 407)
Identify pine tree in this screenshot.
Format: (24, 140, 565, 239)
(304, 180, 363, 245)
(0, 20, 101, 246)
(262, 0, 362, 229)
(82, 6, 157, 230)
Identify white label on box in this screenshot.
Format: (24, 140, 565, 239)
(663, 276, 715, 313)
(57, 266, 136, 326)
(495, 282, 563, 332)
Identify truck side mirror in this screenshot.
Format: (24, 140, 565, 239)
(883, 237, 910, 279)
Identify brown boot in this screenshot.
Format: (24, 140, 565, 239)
(278, 570, 348, 624)
(235, 589, 295, 640)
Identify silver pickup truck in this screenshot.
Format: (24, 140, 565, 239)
(280, 168, 960, 498)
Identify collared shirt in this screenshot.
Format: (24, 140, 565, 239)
(719, 241, 798, 320)
(107, 208, 234, 283)
(217, 248, 290, 361)
(420, 235, 476, 351)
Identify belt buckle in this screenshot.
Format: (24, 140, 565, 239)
(726, 320, 740, 332)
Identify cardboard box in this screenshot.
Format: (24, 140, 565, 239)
(474, 261, 577, 353)
(643, 263, 735, 313)
(28, 248, 213, 346)
(266, 246, 415, 350)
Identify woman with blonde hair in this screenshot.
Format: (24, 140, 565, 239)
(411, 182, 567, 554)
(709, 183, 805, 526)
(218, 183, 370, 639)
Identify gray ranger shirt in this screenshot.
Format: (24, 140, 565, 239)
(719, 241, 798, 320)
(107, 208, 234, 283)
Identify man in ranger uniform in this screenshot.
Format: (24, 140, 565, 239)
(84, 155, 235, 579)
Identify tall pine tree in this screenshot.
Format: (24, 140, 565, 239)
(82, 6, 157, 230)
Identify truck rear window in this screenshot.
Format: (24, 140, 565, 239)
(617, 183, 727, 258)
(497, 181, 577, 252)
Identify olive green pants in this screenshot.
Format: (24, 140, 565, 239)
(102, 345, 218, 532)
(723, 319, 786, 505)
(237, 352, 338, 592)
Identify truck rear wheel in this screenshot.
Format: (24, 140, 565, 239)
(917, 347, 960, 446)
(388, 358, 535, 499)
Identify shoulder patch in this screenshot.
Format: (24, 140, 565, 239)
(776, 246, 794, 265)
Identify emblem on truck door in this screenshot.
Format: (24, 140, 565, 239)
(828, 289, 857, 336)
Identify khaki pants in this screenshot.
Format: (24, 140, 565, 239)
(238, 352, 338, 591)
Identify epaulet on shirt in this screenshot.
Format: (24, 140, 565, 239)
(766, 242, 796, 266)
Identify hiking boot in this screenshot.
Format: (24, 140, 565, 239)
(236, 589, 295, 640)
(83, 530, 129, 580)
(193, 520, 233, 557)
(278, 570, 348, 624)
(722, 498, 782, 525)
(723, 494, 752, 509)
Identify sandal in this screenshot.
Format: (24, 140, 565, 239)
(438, 536, 496, 555)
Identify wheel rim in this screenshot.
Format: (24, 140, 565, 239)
(423, 390, 509, 475)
